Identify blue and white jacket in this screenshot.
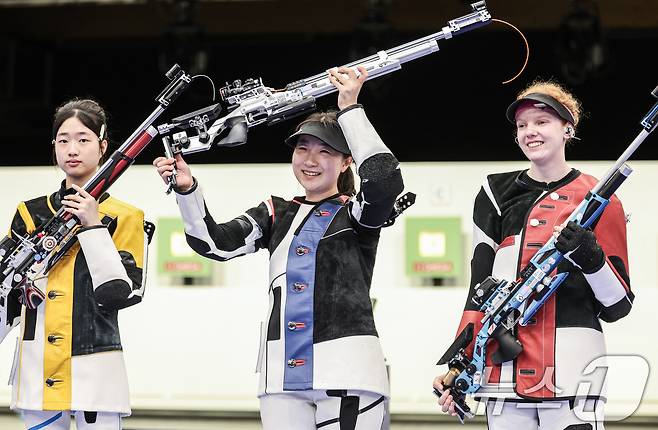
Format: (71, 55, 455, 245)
(174, 106, 404, 397)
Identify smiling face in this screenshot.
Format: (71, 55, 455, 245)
(292, 135, 352, 202)
(514, 103, 569, 169)
(54, 116, 107, 186)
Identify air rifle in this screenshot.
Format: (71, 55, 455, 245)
(157, 1, 492, 193)
(436, 84, 658, 423)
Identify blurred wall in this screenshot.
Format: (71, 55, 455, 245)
(0, 160, 655, 419)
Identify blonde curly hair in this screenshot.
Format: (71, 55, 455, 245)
(517, 80, 582, 127)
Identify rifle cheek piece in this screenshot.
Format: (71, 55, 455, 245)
(213, 116, 249, 148)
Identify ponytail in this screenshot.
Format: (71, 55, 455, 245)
(338, 165, 356, 197)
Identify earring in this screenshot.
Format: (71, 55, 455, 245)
(514, 136, 520, 144)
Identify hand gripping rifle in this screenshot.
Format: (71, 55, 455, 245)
(156, 1, 492, 193)
(0, 65, 192, 342)
(436, 85, 658, 423)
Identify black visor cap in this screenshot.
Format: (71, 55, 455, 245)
(285, 121, 351, 155)
(506, 93, 575, 125)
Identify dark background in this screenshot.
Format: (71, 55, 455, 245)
(0, 0, 656, 166)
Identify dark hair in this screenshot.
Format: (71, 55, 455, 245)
(294, 110, 356, 197)
(295, 110, 339, 132)
(337, 166, 356, 197)
(52, 98, 109, 166)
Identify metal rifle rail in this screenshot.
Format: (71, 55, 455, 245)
(156, 1, 491, 165)
(286, 1, 491, 99)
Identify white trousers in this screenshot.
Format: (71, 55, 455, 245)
(260, 389, 386, 430)
(486, 399, 605, 430)
(22, 410, 121, 430)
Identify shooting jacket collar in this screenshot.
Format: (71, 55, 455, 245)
(50, 180, 110, 211)
(515, 168, 580, 191)
(293, 193, 350, 206)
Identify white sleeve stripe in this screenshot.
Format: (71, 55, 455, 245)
(584, 260, 629, 307)
(350, 199, 383, 229)
(321, 228, 355, 240)
(205, 243, 256, 259)
(265, 199, 274, 217)
(336, 107, 391, 170)
(196, 217, 261, 259)
(472, 223, 499, 254)
(176, 184, 208, 227)
(351, 199, 365, 223)
(482, 179, 502, 216)
(177, 189, 264, 260)
(77, 227, 132, 290)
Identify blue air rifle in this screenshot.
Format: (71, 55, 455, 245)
(436, 85, 658, 423)
(157, 1, 492, 193)
(0, 65, 192, 342)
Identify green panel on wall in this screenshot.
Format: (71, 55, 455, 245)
(405, 216, 463, 278)
(157, 217, 212, 277)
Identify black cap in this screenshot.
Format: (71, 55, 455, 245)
(285, 121, 351, 155)
(505, 93, 575, 125)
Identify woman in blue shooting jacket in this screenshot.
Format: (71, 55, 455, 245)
(153, 66, 404, 429)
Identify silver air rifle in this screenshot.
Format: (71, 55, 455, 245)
(436, 84, 658, 423)
(157, 1, 492, 193)
(0, 65, 192, 342)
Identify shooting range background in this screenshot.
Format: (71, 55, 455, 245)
(0, 0, 657, 425)
(0, 162, 656, 421)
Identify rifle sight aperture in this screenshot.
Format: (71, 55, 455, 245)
(471, 1, 487, 12)
(220, 78, 264, 104)
(165, 64, 183, 81)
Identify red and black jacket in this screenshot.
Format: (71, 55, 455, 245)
(457, 169, 632, 401)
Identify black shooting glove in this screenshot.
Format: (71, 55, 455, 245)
(554, 221, 605, 273)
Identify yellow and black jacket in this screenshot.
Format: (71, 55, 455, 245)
(6, 182, 150, 414)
